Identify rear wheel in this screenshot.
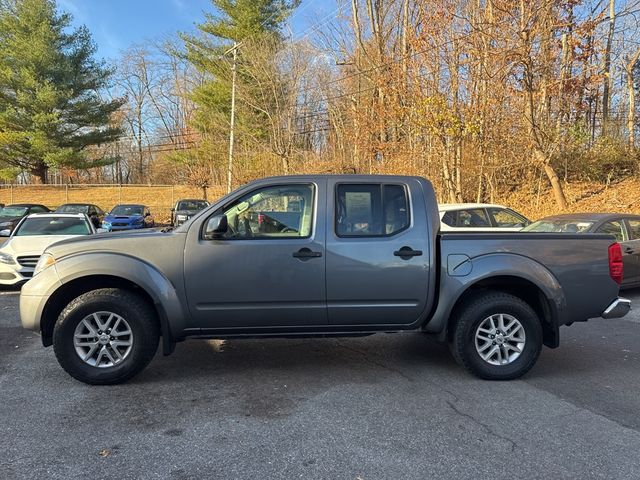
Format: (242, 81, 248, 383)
(53, 288, 159, 385)
(450, 291, 543, 380)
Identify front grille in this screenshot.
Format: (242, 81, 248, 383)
(112, 222, 128, 227)
(22, 271, 33, 278)
(17, 255, 40, 268)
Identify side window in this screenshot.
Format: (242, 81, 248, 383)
(453, 209, 490, 228)
(488, 208, 527, 228)
(30, 206, 47, 213)
(626, 219, 640, 240)
(441, 211, 456, 227)
(596, 221, 625, 242)
(335, 184, 409, 237)
(217, 184, 314, 239)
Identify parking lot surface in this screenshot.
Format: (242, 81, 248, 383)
(1, 288, 640, 479)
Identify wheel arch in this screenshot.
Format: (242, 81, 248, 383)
(446, 275, 559, 348)
(40, 272, 179, 355)
(425, 253, 566, 348)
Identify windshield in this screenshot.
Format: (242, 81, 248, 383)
(111, 205, 143, 216)
(523, 219, 594, 233)
(14, 217, 91, 236)
(0, 207, 28, 218)
(56, 205, 89, 214)
(177, 200, 208, 211)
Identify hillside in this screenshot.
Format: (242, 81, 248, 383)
(501, 179, 640, 221)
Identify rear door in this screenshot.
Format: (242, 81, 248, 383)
(184, 180, 327, 328)
(325, 178, 431, 326)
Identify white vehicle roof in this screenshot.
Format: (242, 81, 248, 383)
(25, 212, 87, 219)
(438, 203, 508, 212)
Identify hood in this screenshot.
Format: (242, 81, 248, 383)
(45, 229, 178, 259)
(1, 235, 85, 257)
(104, 214, 144, 223)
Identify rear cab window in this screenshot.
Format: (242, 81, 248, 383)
(335, 184, 409, 237)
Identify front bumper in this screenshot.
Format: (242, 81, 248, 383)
(0, 262, 33, 285)
(19, 264, 62, 332)
(601, 297, 631, 319)
(105, 223, 145, 231)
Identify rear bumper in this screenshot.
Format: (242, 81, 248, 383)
(601, 298, 631, 319)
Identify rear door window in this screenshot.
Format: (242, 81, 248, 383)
(596, 220, 625, 242)
(336, 184, 409, 237)
(488, 208, 528, 228)
(626, 219, 640, 240)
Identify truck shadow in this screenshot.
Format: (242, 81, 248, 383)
(136, 333, 458, 386)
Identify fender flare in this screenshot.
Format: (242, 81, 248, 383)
(52, 252, 187, 353)
(424, 253, 566, 339)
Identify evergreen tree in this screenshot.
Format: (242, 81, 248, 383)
(0, 0, 123, 183)
(181, 0, 299, 141)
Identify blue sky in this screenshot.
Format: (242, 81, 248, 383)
(57, 0, 338, 60)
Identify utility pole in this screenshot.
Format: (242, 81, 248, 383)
(227, 42, 238, 193)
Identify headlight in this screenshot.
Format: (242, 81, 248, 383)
(0, 222, 11, 228)
(0, 252, 14, 264)
(176, 214, 187, 221)
(33, 253, 55, 276)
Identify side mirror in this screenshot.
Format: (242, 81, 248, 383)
(144, 212, 150, 217)
(0, 229, 10, 237)
(205, 215, 228, 239)
(171, 208, 175, 212)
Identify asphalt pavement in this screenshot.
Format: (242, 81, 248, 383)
(1, 288, 640, 479)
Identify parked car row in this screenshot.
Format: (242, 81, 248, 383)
(0, 198, 210, 236)
(0, 198, 210, 286)
(440, 203, 640, 289)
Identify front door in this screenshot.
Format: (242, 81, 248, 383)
(325, 178, 431, 326)
(184, 180, 327, 329)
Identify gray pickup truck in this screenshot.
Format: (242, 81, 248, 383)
(20, 175, 630, 384)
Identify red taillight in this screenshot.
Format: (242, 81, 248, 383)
(608, 243, 623, 285)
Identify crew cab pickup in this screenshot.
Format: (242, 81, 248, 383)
(20, 175, 631, 385)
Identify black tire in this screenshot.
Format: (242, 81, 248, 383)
(53, 288, 159, 385)
(449, 291, 543, 380)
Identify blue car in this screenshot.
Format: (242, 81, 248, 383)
(102, 204, 154, 232)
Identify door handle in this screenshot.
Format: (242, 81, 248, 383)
(625, 247, 634, 254)
(394, 246, 423, 259)
(293, 247, 322, 260)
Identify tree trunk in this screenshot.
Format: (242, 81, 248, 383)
(625, 49, 640, 149)
(32, 163, 48, 184)
(602, 0, 615, 133)
(537, 151, 568, 209)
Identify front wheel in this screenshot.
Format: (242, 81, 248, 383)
(53, 288, 159, 385)
(449, 291, 543, 380)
